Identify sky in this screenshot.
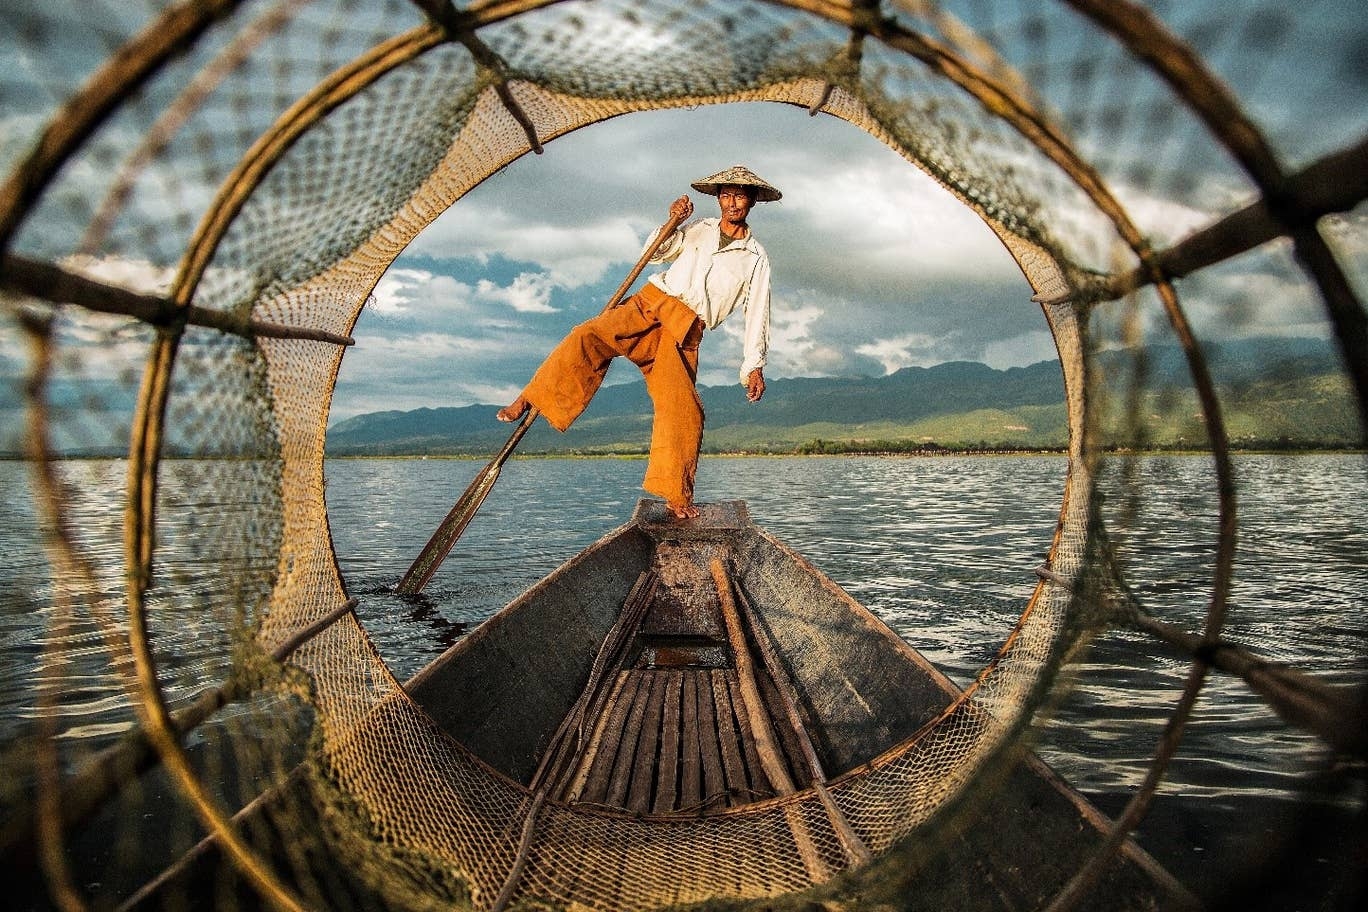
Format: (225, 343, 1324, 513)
(332, 102, 1050, 420)
(329, 94, 1361, 423)
(318, 1, 1365, 422)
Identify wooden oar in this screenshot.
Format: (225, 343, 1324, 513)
(395, 208, 687, 594)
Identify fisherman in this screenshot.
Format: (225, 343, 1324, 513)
(497, 165, 780, 519)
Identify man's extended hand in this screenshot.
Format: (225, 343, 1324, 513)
(745, 368, 766, 402)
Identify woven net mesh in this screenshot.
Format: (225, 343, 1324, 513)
(2, 1, 1364, 910)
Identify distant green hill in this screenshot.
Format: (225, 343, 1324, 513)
(3, 336, 1355, 457)
(325, 337, 1362, 456)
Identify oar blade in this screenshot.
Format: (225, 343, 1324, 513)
(395, 463, 501, 595)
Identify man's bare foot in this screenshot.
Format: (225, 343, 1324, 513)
(667, 500, 700, 520)
(496, 396, 529, 422)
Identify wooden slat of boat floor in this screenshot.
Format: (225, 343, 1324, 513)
(572, 671, 643, 805)
(557, 668, 797, 813)
(679, 672, 702, 809)
(652, 673, 684, 813)
(711, 671, 753, 804)
(625, 673, 667, 813)
(695, 669, 727, 809)
(605, 673, 653, 809)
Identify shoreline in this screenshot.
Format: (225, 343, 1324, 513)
(2, 445, 1368, 464)
(322, 444, 1367, 460)
(4, 446, 1366, 462)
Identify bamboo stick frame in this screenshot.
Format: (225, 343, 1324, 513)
(0, 0, 249, 257)
(19, 307, 86, 911)
(103, 13, 501, 896)
(94, 6, 1224, 908)
(772, 27, 1247, 830)
(1064, 0, 1368, 439)
(774, 9, 1256, 909)
(5, 3, 1364, 911)
(1093, 136, 1368, 302)
(3, 255, 355, 347)
(0, 595, 361, 865)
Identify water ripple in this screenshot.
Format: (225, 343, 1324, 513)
(2, 453, 1363, 897)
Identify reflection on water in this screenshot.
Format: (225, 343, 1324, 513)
(2, 453, 1365, 905)
(1, 458, 279, 758)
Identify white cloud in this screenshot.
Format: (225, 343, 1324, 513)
(369, 268, 471, 318)
(350, 324, 536, 366)
(475, 272, 557, 314)
(780, 162, 1018, 282)
(734, 300, 856, 378)
(765, 300, 823, 352)
(377, 331, 485, 361)
(406, 206, 641, 289)
(1182, 259, 1336, 341)
(369, 266, 566, 324)
(1321, 212, 1368, 291)
(1107, 181, 1231, 249)
(459, 379, 525, 409)
(855, 331, 945, 374)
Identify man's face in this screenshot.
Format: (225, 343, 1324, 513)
(716, 185, 756, 223)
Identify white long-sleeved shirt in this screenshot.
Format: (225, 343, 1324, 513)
(643, 217, 771, 385)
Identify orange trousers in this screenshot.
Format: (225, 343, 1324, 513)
(522, 283, 706, 507)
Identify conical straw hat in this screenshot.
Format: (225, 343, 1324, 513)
(690, 164, 782, 202)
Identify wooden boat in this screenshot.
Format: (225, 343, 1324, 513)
(411, 498, 981, 809)
(125, 499, 1192, 911)
(400, 499, 1192, 910)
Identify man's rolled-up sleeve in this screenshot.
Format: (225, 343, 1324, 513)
(644, 221, 689, 264)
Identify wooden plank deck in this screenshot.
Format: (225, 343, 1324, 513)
(553, 665, 808, 814)
(546, 522, 815, 815)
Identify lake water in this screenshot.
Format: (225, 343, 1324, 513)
(3, 453, 1365, 908)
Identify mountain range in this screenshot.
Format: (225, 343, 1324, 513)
(326, 336, 1361, 456)
(1, 336, 1355, 457)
